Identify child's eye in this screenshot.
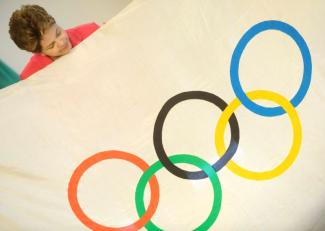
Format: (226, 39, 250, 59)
(46, 43, 55, 50)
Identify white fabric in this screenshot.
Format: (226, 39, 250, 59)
(1, 0, 325, 230)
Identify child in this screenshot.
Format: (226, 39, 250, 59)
(9, 5, 100, 80)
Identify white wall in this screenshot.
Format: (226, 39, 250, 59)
(0, 0, 132, 73)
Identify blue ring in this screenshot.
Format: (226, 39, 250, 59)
(230, 20, 312, 116)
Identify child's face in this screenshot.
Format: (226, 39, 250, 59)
(40, 23, 72, 59)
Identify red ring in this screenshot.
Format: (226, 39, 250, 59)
(68, 150, 160, 230)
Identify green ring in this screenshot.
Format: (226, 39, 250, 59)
(135, 154, 222, 230)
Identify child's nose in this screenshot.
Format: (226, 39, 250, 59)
(57, 39, 65, 48)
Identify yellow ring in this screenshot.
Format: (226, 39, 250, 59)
(215, 90, 302, 180)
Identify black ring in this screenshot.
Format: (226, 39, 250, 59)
(153, 91, 240, 179)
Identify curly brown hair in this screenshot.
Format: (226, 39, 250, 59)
(9, 5, 56, 53)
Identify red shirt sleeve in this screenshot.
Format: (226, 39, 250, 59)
(20, 54, 52, 80)
(67, 22, 100, 47)
(76, 23, 100, 40)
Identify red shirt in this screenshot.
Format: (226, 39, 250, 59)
(20, 22, 99, 80)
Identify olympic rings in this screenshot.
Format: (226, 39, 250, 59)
(68, 20, 311, 230)
(215, 90, 302, 180)
(154, 91, 240, 180)
(68, 150, 160, 230)
(135, 154, 222, 231)
(230, 20, 312, 117)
